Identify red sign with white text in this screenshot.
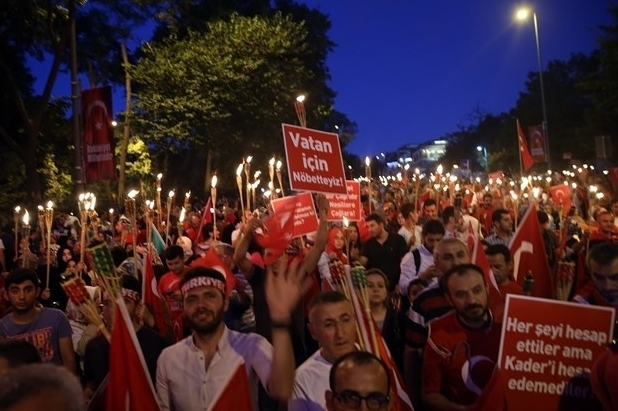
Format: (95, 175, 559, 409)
(271, 192, 319, 238)
(325, 180, 361, 221)
(498, 295, 615, 410)
(282, 124, 347, 194)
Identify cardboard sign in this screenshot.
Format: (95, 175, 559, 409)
(281, 124, 347, 194)
(325, 180, 361, 221)
(271, 192, 319, 238)
(498, 295, 615, 410)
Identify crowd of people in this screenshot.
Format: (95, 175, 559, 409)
(0, 172, 616, 411)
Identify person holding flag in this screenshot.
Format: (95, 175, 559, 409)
(156, 256, 305, 410)
(83, 275, 168, 406)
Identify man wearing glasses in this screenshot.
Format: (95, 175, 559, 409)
(325, 351, 392, 411)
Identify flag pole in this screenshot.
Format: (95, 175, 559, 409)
(517, 120, 524, 178)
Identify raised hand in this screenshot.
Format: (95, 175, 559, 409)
(265, 255, 307, 322)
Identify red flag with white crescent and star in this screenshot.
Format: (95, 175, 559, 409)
(549, 184, 572, 215)
(516, 120, 535, 172)
(82, 86, 116, 182)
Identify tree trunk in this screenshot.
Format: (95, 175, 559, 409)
(204, 149, 213, 194)
(24, 146, 42, 207)
(117, 42, 132, 200)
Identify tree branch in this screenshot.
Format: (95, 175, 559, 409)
(0, 124, 24, 158)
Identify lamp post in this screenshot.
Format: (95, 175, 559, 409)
(516, 7, 550, 170)
(476, 145, 488, 171)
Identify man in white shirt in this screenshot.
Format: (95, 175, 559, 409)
(289, 291, 357, 411)
(397, 203, 422, 251)
(156, 258, 303, 411)
(399, 219, 445, 292)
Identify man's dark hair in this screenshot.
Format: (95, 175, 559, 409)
(163, 245, 185, 261)
(0, 340, 41, 367)
(121, 275, 142, 298)
(400, 203, 415, 219)
(440, 263, 486, 296)
(485, 244, 511, 263)
(423, 198, 437, 209)
(588, 242, 618, 267)
(422, 219, 445, 236)
(5, 268, 40, 291)
(329, 351, 391, 391)
(442, 206, 455, 225)
(366, 212, 385, 225)
(308, 291, 348, 312)
(201, 223, 214, 241)
(537, 210, 550, 225)
(491, 208, 510, 224)
(0, 364, 84, 411)
(110, 246, 128, 267)
(179, 266, 227, 292)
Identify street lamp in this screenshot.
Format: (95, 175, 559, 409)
(516, 7, 550, 170)
(476, 145, 488, 170)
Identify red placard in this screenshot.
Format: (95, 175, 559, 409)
(281, 123, 347, 194)
(325, 180, 361, 222)
(498, 295, 615, 410)
(271, 192, 319, 238)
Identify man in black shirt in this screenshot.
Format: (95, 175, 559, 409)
(360, 213, 408, 293)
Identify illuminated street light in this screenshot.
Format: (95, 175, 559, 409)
(476, 145, 488, 171)
(516, 7, 551, 170)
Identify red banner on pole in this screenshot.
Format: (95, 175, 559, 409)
(325, 180, 361, 221)
(517, 120, 535, 172)
(82, 86, 116, 182)
(281, 123, 347, 194)
(528, 124, 547, 163)
(498, 295, 615, 411)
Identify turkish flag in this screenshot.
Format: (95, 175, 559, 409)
(467, 368, 507, 411)
(82, 86, 116, 182)
(190, 248, 237, 296)
(194, 197, 213, 245)
(142, 251, 173, 340)
(208, 358, 252, 410)
(254, 201, 295, 265)
(528, 124, 546, 162)
(487, 171, 505, 182)
(508, 204, 554, 299)
(549, 184, 572, 214)
(517, 120, 535, 172)
(106, 297, 161, 411)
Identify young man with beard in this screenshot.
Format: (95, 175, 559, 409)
(484, 208, 514, 247)
(360, 213, 408, 293)
(289, 291, 358, 411)
(573, 242, 618, 309)
(422, 264, 502, 410)
(156, 261, 303, 410)
(0, 268, 75, 374)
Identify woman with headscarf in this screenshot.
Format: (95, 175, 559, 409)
(316, 226, 348, 290)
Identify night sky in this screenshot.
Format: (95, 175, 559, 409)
(29, 0, 614, 158)
(303, 0, 614, 157)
